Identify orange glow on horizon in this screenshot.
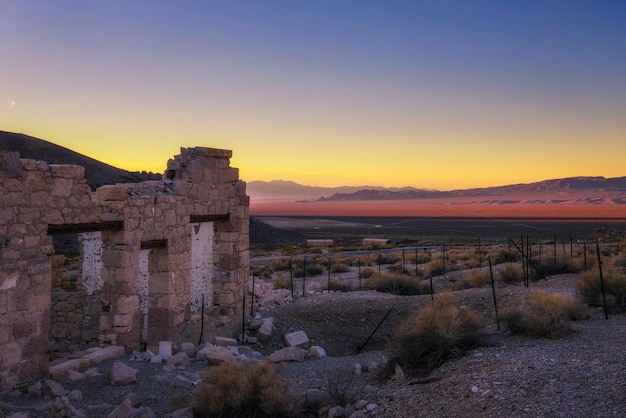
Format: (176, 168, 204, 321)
(250, 200, 626, 218)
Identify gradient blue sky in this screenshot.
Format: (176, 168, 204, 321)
(2, 1, 625, 190)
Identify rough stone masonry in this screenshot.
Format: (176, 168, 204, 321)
(0, 147, 249, 390)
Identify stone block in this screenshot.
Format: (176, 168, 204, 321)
(97, 185, 128, 201)
(269, 347, 306, 363)
(218, 293, 235, 306)
(117, 295, 139, 314)
(49, 164, 84, 179)
(51, 178, 73, 197)
(283, 331, 309, 348)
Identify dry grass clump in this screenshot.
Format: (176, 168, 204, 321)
(497, 263, 524, 284)
(292, 258, 324, 278)
(449, 268, 489, 290)
(531, 258, 586, 279)
(576, 269, 626, 312)
(321, 279, 351, 292)
(425, 257, 444, 277)
(194, 361, 294, 418)
(501, 291, 588, 339)
(415, 250, 432, 264)
(492, 247, 519, 264)
(330, 262, 350, 273)
(359, 266, 375, 279)
(389, 295, 483, 377)
(364, 272, 430, 296)
(273, 274, 292, 290)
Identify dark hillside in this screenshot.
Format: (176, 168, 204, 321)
(250, 217, 306, 249)
(0, 131, 160, 189)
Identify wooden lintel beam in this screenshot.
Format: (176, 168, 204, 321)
(140, 239, 167, 249)
(189, 214, 229, 223)
(47, 221, 124, 235)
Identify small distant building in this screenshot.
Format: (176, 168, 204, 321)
(362, 238, 390, 248)
(307, 239, 333, 247)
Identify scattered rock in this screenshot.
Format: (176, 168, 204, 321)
(107, 398, 133, 418)
(214, 336, 237, 346)
(257, 317, 274, 341)
(173, 375, 195, 389)
(391, 364, 405, 380)
(181, 342, 195, 357)
(109, 361, 138, 386)
(269, 347, 306, 363)
(84, 368, 102, 378)
(42, 379, 69, 397)
(204, 345, 238, 365)
(309, 345, 327, 359)
(327, 405, 345, 417)
(68, 370, 86, 382)
(68, 390, 83, 402)
(167, 351, 189, 368)
(158, 342, 172, 360)
(124, 392, 141, 407)
(305, 388, 331, 406)
(283, 330, 309, 348)
(162, 407, 194, 418)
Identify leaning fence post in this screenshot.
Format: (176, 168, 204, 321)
(429, 275, 434, 301)
(241, 291, 246, 344)
(289, 256, 294, 300)
(596, 241, 608, 320)
(442, 244, 446, 275)
(250, 275, 255, 316)
(358, 258, 362, 290)
(488, 256, 500, 330)
(327, 257, 331, 291)
(302, 256, 306, 297)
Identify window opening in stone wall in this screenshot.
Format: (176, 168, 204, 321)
(49, 231, 102, 361)
(144, 246, 171, 350)
(190, 222, 214, 313)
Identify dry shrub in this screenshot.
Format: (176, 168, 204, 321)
(269, 257, 292, 272)
(320, 368, 358, 407)
(450, 268, 489, 290)
(387, 261, 408, 273)
(273, 274, 291, 290)
(194, 361, 294, 418)
(376, 252, 402, 265)
(321, 280, 350, 292)
(359, 267, 375, 279)
(364, 272, 430, 296)
(389, 295, 483, 377)
(330, 262, 349, 273)
(576, 270, 626, 311)
(492, 247, 519, 264)
(497, 263, 523, 284)
(425, 258, 444, 277)
(415, 250, 432, 264)
(501, 292, 588, 339)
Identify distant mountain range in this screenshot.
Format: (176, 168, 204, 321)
(0, 131, 160, 189)
(248, 177, 626, 204)
(246, 180, 427, 201)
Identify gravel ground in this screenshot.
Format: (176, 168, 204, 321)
(2, 273, 625, 417)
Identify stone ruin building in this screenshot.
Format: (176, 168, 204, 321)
(0, 147, 249, 390)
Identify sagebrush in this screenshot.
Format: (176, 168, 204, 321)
(389, 294, 483, 377)
(194, 361, 294, 418)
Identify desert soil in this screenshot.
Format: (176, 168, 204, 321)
(2, 273, 625, 417)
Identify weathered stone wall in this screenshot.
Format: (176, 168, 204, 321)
(0, 147, 249, 390)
